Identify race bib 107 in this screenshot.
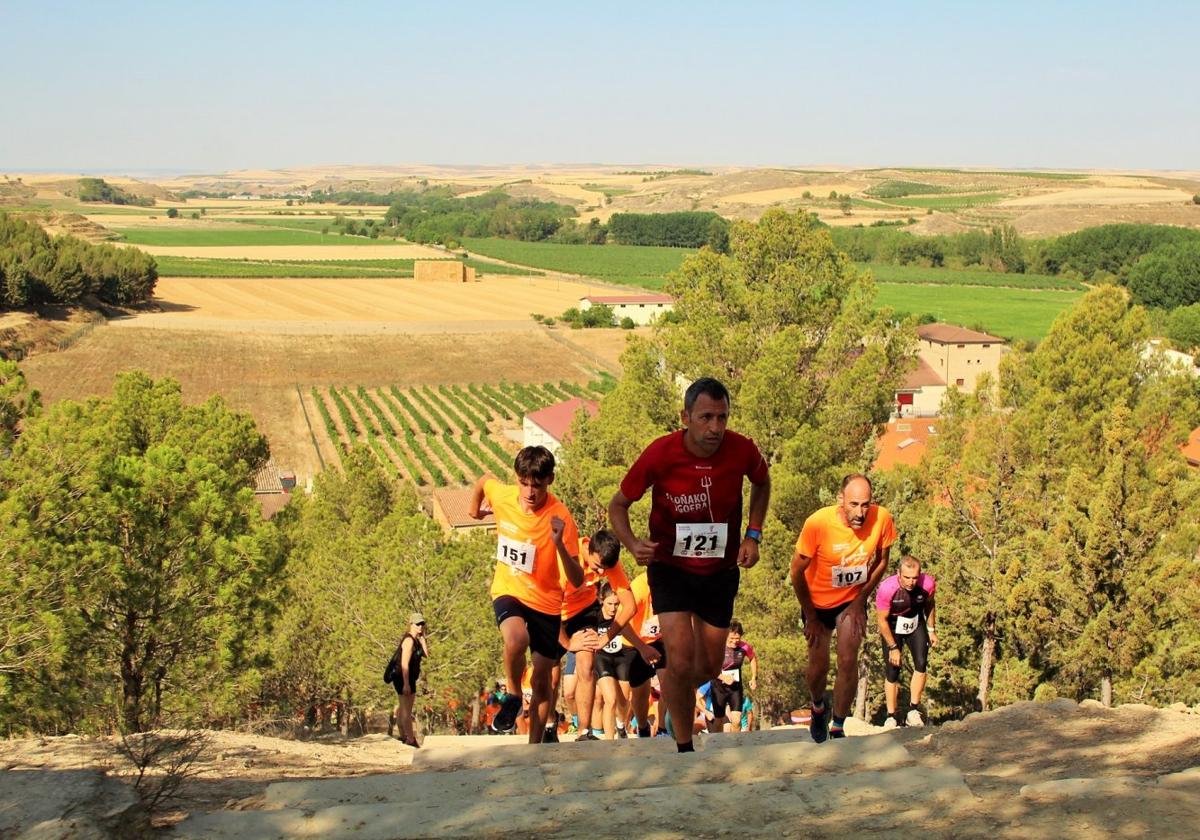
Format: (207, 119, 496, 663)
(831, 564, 868, 589)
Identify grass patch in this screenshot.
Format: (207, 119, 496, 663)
(155, 255, 538, 278)
(462, 237, 694, 290)
(114, 227, 393, 247)
(866, 181, 954, 199)
(861, 262, 1082, 290)
(876, 284, 1081, 342)
(881, 193, 1009, 210)
(582, 184, 633, 199)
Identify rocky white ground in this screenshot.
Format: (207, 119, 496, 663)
(2, 700, 1198, 838)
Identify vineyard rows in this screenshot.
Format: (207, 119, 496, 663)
(307, 378, 613, 488)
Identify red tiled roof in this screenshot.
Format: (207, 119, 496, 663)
(918, 323, 1004, 344)
(1183, 426, 1200, 467)
(873, 418, 941, 471)
(899, 358, 946, 390)
(582, 294, 674, 305)
(526, 397, 600, 443)
(432, 487, 496, 529)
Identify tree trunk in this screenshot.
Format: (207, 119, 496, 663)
(469, 694, 481, 734)
(976, 612, 996, 713)
(854, 657, 869, 721)
(1101, 674, 1113, 708)
(121, 612, 143, 732)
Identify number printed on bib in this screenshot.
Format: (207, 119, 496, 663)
(600, 632, 622, 654)
(720, 668, 741, 684)
(641, 614, 660, 638)
(831, 564, 868, 589)
(496, 535, 536, 575)
(894, 614, 919, 635)
(673, 523, 728, 559)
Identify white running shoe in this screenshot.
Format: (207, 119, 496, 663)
(883, 716, 898, 730)
(906, 708, 925, 727)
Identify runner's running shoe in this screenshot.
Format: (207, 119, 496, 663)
(492, 693, 522, 733)
(810, 705, 830, 743)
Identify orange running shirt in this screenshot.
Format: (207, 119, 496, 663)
(560, 537, 633, 619)
(622, 572, 661, 646)
(485, 479, 581, 615)
(795, 504, 897, 609)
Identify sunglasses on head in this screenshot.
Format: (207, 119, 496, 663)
(415, 621, 426, 626)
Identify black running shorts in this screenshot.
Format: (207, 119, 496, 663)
(628, 639, 666, 689)
(493, 595, 564, 661)
(710, 680, 744, 717)
(647, 563, 739, 629)
(594, 645, 637, 681)
(564, 601, 602, 639)
(883, 618, 930, 682)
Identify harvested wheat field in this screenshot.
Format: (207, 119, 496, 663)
(20, 327, 604, 484)
(126, 276, 597, 331)
(1002, 187, 1195, 207)
(129, 244, 447, 260)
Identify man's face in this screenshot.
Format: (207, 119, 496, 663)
(899, 565, 920, 591)
(584, 550, 605, 577)
(838, 479, 873, 529)
(727, 630, 741, 647)
(516, 474, 552, 511)
(681, 393, 729, 457)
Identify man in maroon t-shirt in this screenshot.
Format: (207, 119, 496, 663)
(608, 377, 770, 754)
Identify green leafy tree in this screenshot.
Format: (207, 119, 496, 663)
(0, 360, 39, 453)
(267, 449, 499, 734)
(0, 372, 277, 733)
(1127, 242, 1200, 309)
(1038, 404, 1200, 705)
(1167, 303, 1200, 351)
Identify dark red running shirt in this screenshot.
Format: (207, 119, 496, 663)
(620, 430, 768, 574)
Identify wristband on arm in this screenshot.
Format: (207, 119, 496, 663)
(744, 527, 763, 543)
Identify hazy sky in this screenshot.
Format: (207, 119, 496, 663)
(3, 0, 1197, 173)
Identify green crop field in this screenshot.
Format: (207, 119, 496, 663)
(861, 263, 1083, 290)
(882, 193, 1009, 210)
(876, 284, 1080, 342)
(114, 227, 395, 247)
(232, 217, 387, 232)
(154, 255, 539, 278)
(462, 237, 695, 289)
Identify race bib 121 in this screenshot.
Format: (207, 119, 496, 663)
(673, 523, 728, 559)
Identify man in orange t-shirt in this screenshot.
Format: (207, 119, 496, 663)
(620, 570, 665, 738)
(790, 474, 896, 743)
(468, 446, 586, 743)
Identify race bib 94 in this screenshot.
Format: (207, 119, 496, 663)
(673, 523, 728, 559)
(894, 614, 919, 635)
(496, 535, 535, 574)
(831, 564, 868, 589)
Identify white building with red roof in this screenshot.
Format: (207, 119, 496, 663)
(523, 397, 600, 455)
(579, 293, 674, 326)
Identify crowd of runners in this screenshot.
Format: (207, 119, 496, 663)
(387, 377, 938, 747)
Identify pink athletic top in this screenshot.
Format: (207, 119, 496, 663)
(876, 572, 936, 617)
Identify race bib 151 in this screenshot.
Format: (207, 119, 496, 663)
(497, 535, 536, 574)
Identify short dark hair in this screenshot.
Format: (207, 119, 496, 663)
(729, 620, 744, 634)
(514, 446, 555, 480)
(840, 473, 874, 495)
(899, 555, 921, 572)
(589, 529, 621, 568)
(598, 581, 616, 602)
(683, 377, 731, 413)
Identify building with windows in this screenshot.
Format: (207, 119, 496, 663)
(916, 323, 1008, 392)
(578, 294, 674, 326)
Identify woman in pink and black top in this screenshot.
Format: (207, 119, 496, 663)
(876, 555, 938, 728)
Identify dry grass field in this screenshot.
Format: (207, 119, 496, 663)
(20, 326, 608, 484)
(132, 275, 599, 328)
